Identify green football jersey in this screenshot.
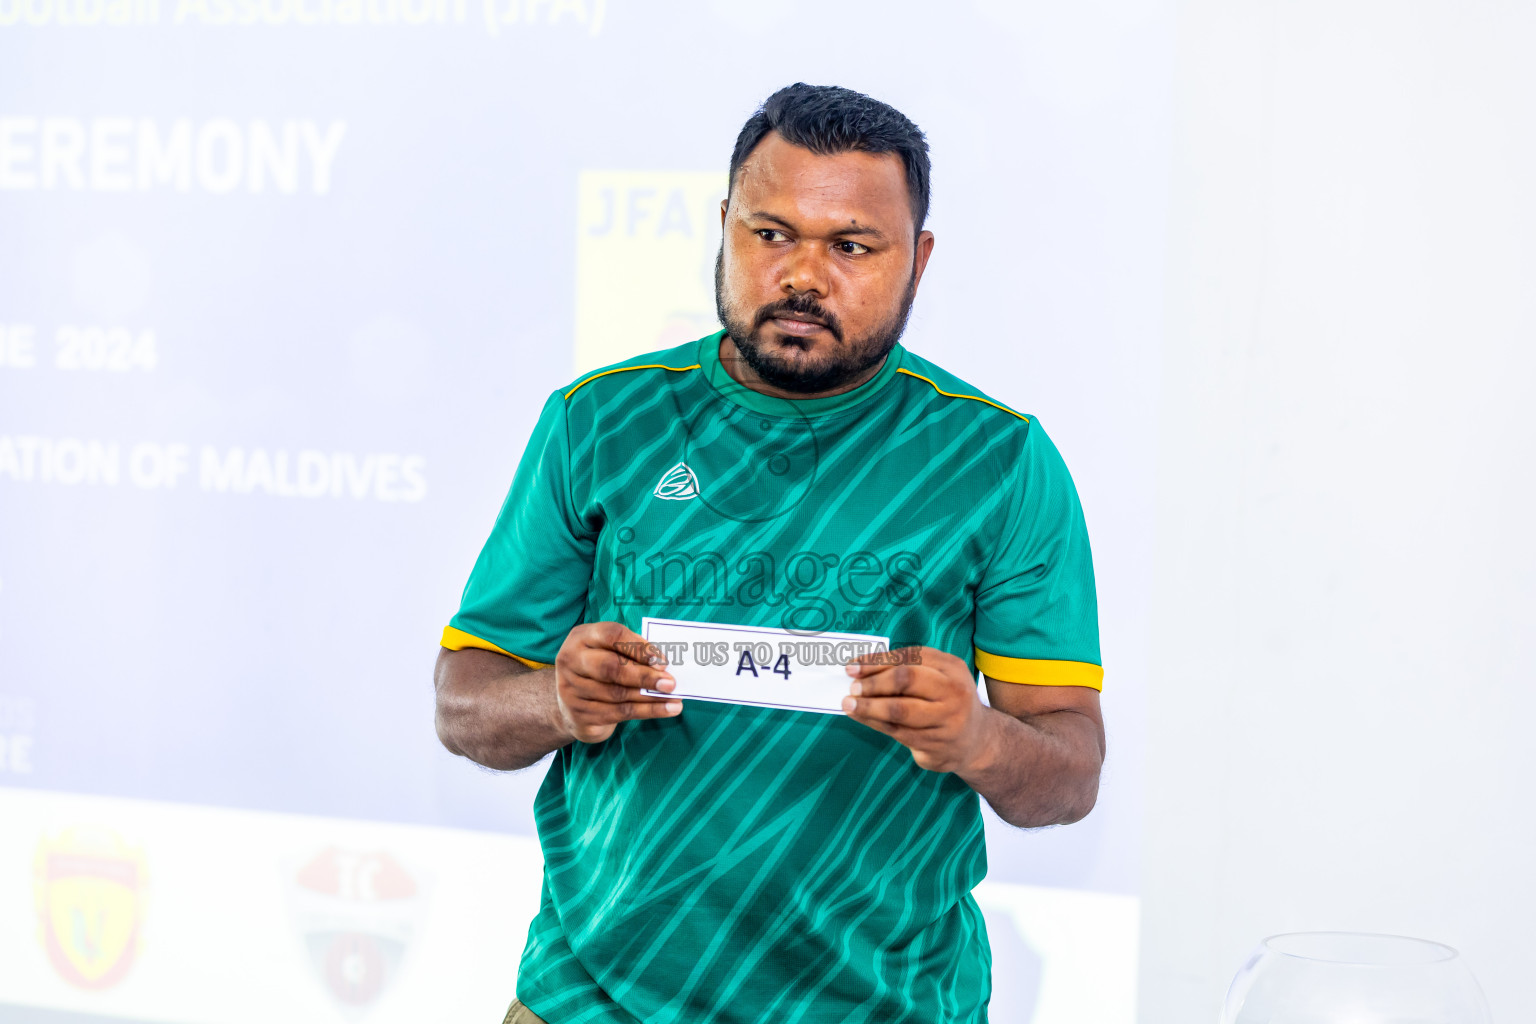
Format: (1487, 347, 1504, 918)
(445, 330, 1101, 1024)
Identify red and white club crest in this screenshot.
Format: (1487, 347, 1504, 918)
(290, 847, 423, 1014)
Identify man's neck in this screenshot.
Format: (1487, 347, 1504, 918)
(716, 334, 888, 401)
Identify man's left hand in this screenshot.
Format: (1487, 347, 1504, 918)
(842, 647, 996, 774)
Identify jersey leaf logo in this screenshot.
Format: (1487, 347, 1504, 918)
(653, 461, 700, 501)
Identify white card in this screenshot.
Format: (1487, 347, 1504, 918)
(639, 617, 890, 715)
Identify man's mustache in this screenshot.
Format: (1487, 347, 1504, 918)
(751, 295, 845, 343)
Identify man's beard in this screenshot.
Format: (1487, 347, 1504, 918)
(713, 246, 917, 395)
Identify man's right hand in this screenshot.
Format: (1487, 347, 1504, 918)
(553, 622, 682, 744)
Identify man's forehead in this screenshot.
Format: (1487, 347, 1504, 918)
(733, 133, 912, 231)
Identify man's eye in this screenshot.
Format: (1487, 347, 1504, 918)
(836, 241, 870, 255)
(757, 229, 789, 242)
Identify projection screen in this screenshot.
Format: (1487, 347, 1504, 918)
(0, 2, 1171, 1019)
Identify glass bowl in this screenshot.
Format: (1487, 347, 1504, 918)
(1221, 932, 1492, 1024)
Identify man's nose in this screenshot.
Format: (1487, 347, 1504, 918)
(780, 243, 830, 298)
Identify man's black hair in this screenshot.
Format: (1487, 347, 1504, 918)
(728, 83, 931, 235)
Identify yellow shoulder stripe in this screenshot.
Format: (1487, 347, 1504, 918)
(896, 368, 1028, 422)
(441, 626, 549, 670)
(975, 649, 1102, 690)
(564, 363, 701, 400)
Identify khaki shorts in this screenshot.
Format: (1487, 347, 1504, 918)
(502, 998, 549, 1024)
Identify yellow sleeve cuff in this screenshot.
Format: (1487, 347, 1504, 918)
(441, 626, 549, 670)
(974, 649, 1103, 690)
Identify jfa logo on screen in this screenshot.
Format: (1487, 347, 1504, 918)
(574, 171, 724, 375)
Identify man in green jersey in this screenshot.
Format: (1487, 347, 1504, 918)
(435, 83, 1105, 1024)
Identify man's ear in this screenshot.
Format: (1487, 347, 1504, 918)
(912, 230, 936, 291)
(720, 198, 728, 228)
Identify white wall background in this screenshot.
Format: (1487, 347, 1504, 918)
(1140, 2, 1536, 1020)
(6, 1, 1535, 1020)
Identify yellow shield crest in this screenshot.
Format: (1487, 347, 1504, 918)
(33, 828, 147, 990)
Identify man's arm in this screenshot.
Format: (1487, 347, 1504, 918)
(843, 649, 1104, 828)
(435, 622, 682, 772)
(434, 648, 567, 771)
(962, 676, 1103, 827)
